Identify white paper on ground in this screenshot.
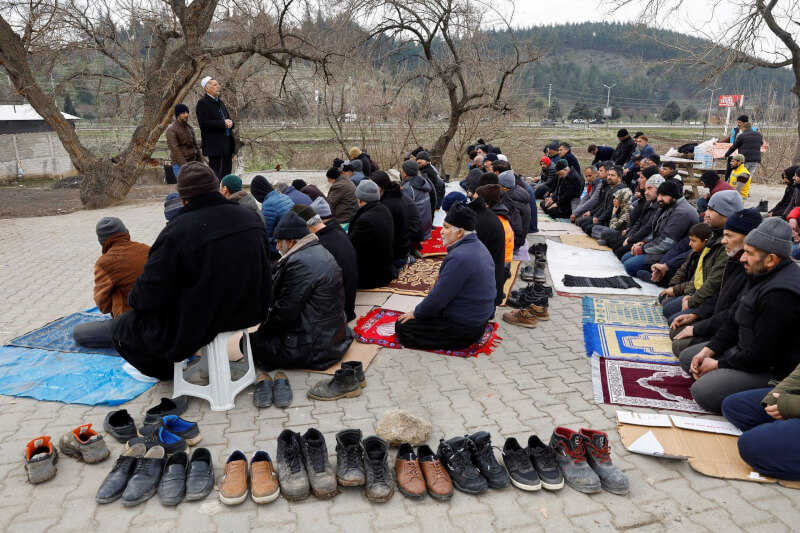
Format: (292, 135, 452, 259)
(122, 362, 160, 383)
(383, 294, 424, 313)
(628, 430, 666, 456)
(617, 410, 673, 427)
(669, 415, 743, 436)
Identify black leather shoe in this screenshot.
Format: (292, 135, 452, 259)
(533, 261, 547, 283)
(158, 451, 188, 506)
(96, 443, 146, 503)
(534, 283, 553, 297)
(341, 361, 366, 388)
(273, 372, 293, 408)
(103, 409, 137, 443)
(143, 397, 189, 425)
(253, 373, 273, 408)
(185, 447, 215, 501)
(122, 446, 165, 506)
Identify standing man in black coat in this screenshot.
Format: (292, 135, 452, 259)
(196, 76, 236, 179)
(349, 180, 395, 289)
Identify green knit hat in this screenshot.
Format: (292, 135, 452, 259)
(221, 174, 242, 193)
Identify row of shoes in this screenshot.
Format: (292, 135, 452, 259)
(505, 242, 552, 328)
(521, 242, 549, 284)
(24, 423, 111, 484)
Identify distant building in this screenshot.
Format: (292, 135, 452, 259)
(0, 104, 80, 181)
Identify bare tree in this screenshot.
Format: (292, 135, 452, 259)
(0, 0, 334, 207)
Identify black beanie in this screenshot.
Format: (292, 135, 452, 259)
(250, 175, 273, 202)
(478, 172, 499, 187)
(291, 179, 307, 190)
(326, 167, 340, 181)
(174, 103, 189, 117)
(554, 160, 569, 171)
(641, 166, 659, 179)
(657, 180, 682, 199)
(273, 212, 310, 240)
(444, 202, 477, 232)
(617, 128, 629, 138)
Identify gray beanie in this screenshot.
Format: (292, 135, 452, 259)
(310, 196, 332, 218)
(96, 217, 128, 245)
(401, 159, 419, 176)
(707, 189, 744, 218)
(744, 217, 793, 258)
(348, 159, 363, 172)
(355, 179, 380, 202)
(645, 175, 665, 188)
(498, 170, 516, 189)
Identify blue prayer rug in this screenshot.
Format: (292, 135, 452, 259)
(8, 310, 117, 356)
(583, 323, 678, 365)
(581, 297, 668, 327)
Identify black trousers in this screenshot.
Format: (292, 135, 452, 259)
(208, 155, 233, 180)
(395, 317, 486, 351)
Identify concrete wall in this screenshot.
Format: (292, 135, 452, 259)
(0, 132, 77, 181)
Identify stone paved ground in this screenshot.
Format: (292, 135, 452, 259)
(0, 184, 798, 532)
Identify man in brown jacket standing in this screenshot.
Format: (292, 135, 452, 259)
(166, 104, 204, 179)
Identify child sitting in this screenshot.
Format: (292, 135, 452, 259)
(608, 188, 633, 234)
(658, 222, 712, 322)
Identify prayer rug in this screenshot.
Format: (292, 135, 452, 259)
(361, 258, 444, 296)
(592, 357, 710, 414)
(564, 275, 641, 290)
(421, 227, 447, 257)
(583, 323, 678, 365)
(8, 310, 118, 356)
(353, 308, 501, 358)
(582, 297, 668, 327)
(559, 234, 612, 251)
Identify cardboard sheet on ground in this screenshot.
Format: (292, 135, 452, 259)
(547, 240, 662, 296)
(616, 410, 800, 488)
(559, 234, 612, 251)
(302, 342, 380, 376)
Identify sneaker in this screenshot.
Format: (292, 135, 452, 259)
(363, 436, 393, 503)
(335, 429, 365, 486)
(250, 451, 280, 503)
(417, 444, 453, 500)
(299, 428, 338, 499)
(185, 447, 215, 501)
(501, 438, 541, 491)
(549, 427, 601, 494)
(437, 437, 487, 495)
(307, 367, 361, 401)
(219, 450, 248, 505)
(103, 409, 137, 443)
(273, 372, 293, 408)
(580, 429, 630, 495)
(143, 396, 189, 425)
(526, 302, 549, 321)
(527, 435, 564, 490)
(520, 265, 536, 282)
(139, 415, 201, 446)
(157, 451, 188, 506)
(275, 429, 310, 501)
(533, 260, 547, 283)
(342, 361, 366, 388)
(96, 444, 146, 503)
(126, 426, 187, 455)
(253, 373, 273, 408)
(122, 445, 166, 506)
(59, 423, 110, 464)
(24, 436, 58, 485)
(503, 308, 538, 328)
(395, 443, 426, 499)
(467, 431, 510, 489)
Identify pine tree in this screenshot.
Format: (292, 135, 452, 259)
(661, 100, 681, 124)
(547, 98, 562, 120)
(681, 105, 698, 122)
(567, 99, 592, 120)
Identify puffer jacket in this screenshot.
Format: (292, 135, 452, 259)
(261, 191, 295, 250)
(501, 184, 530, 249)
(93, 233, 150, 317)
(165, 120, 203, 165)
(627, 200, 659, 243)
(420, 163, 445, 210)
(725, 129, 763, 163)
(402, 174, 433, 239)
(228, 190, 265, 223)
(682, 228, 728, 308)
(252, 235, 353, 370)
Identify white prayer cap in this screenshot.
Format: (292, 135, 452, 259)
(200, 76, 212, 89)
(497, 154, 508, 161)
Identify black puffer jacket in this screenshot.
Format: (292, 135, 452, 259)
(504, 181, 531, 249)
(252, 236, 353, 370)
(349, 201, 395, 289)
(724, 130, 763, 163)
(380, 185, 411, 261)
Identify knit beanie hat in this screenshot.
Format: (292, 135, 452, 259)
(475, 184, 502, 207)
(401, 159, 419, 176)
(311, 197, 332, 218)
(444, 202, 477, 232)
(292, 204, 317, 223)
(699, 170, 719, 187)
(724, 208, 762, 236)
(221, 174, 242, 194)
(484, 153, 499, 162)
(369, 171, 393, 190)
(273, 212, 310, 240)
(250, 175, 273, 202)
(348, 147, 363, 160)
(657, 180, 682, 199)
(478, 172, 499, 187)
(646, 175, 665, 188)
(783, 166, 800, 180)
(641, 166, 659, 179)
(416, 151, 431, 162)
(554, 160, 568, 171)
(498, 170, 516, 189)
(617, 128, 629, 138)
(96, 217, 128, 245)
(348, 159, 363, 172)
(174, 103, 189, 117)
(355, 179, 380, 202)
(292, 179, 307, 190)
(326, 167, 341, 181)
(177, 161, 219, 199)
(707, 189, 744, 218)
(164, 192, 182, 221)
(732, 154, 746, 163)
(744, 217, 793, 258)
(540, 156, 551, 166)
(442, 191, 468, 212)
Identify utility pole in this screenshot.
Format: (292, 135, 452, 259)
(603, 84, 616, 130)
(548, 84, 552, 108)
(706, 86, 720, 125)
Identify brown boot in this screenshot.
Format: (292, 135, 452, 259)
(250, 451, 280, 504)
(502, 308, 538, 328)
(395, 443, 426, 499)
(527, 302, 549, 321)
(219, 450, 248, 505)
(417, 445, 453, 500)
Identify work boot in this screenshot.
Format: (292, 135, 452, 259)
(335, 429, 366, 486)
(395, 443, 426, 499)
(96, 444, 145, 503)
(275, 430, 310, 501)
(520, 265, 536, 282)
(342, 361, 366, 388)
(59, 423, 110, 464)
(501, 437, 541, 491)
(299, 428, 338, 499)
(307, 367, 361, 401)
(250, 450, 280, 503)
(438, 437, 487, 495)
(506, 284, 538, 309)
(363, 436, 394, 503)
(525, 302, 549, 321)
(549, 427, 601, 494)
(580, 429, 629, 495)
(467, 431, 510, 489)
(253, 373, 273, 408)
(218, 450, 248, 505)
(417, 444, 453, 500)
(533, 260, 547, 283)
(24, 436, 57, 485)
(502, 308, 538, 328)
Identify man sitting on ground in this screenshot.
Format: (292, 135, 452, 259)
(610, 174, 662, 258)
(220, 174, 265, 223)
(541, 160, 582, 219)
(395, 204, 496, 350)
(469, 186, 507, 306)
(349, 180, 395, 289)
(73, 218, 150, 347)
(696, 170, 735, 214)
(371, 171, 411, 271)
(260, 178, 294, 255)
(571, 165, 603, 223)
(679, 218, 800, 413)
(401, 159, 433, 240)
(577, 165, 626, 237)
(533, 156, 557, 199)
(659, 161, 681, 182)
(251, 212, 353, 370)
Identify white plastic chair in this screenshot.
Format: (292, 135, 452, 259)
(173, 330, 256, 411)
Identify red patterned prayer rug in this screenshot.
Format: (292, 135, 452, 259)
(421, 227, 447, 257)
(592, 357, 711, 414)
(353, 308, 501, 358)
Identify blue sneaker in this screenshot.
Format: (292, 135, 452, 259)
(126, 426, 187, 455)
(139, 415, 201, 446)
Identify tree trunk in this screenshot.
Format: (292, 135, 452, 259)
(793, 86, 800, 165)
(430, 110, 461, 179)
(78, 158, 146, 208)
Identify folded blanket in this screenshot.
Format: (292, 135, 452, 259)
(563, 275, 641, 290)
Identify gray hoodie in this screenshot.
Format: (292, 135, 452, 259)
(229, 190, 266, 224)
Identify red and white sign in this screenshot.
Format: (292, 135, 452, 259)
(718, 94, 743, 108)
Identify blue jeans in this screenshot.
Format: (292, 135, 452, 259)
(661, 296, 696, 323)
(722, 388, 800, 481)
(172, 164, 181, 179)
(696, 196, 708, 214)
(621, 252, 646, 277)
(792, 244, 800, 260)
